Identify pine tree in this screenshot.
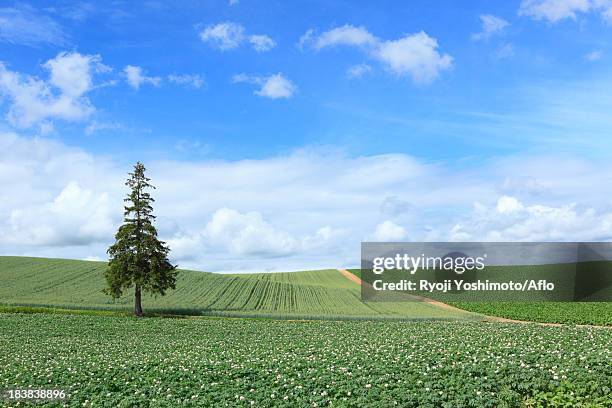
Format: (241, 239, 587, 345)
(105, 162, 178, 316)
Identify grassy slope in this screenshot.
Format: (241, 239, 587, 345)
(229, 269, 357, 289)
(0, 257, 475, 321)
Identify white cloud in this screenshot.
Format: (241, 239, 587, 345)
(205, 208, 297, 256)
(472, 14, 510, 40)
(303, 25, 453, 84)
(124, 65, 161, 89)
(229, 0, 239, 5)
(231, 73, 250, 83)
(199, 22, 244, 50)
(496, 195, 524, 213)
(256, 74, 296, 99)
(297, 28, 315, 50)
(45, 52, 108, 96)
(168, 213, 344, 271)
(585, 50, 603, 61)
(347, 63, 372, 78)
(0, 6, 66, 46)
(313, 24, 378, 49)
(167, 74, 205, 88)
(302, 226, 344, 251)
(519, 0, 612, 23)
(249, 35, 276, 52)
(124, 69, 205, 90)
(0, 52, 104, 128)
(375, 32, 453, 83)
(519, 0, 588, 22)
(451, 196, 612, 242)
(4, 182, 116, 246)
(372, 220, 407, 241)
(4, 132, 612, 271)
(233, 73, 296, 99)
(199, 22, 276, 52)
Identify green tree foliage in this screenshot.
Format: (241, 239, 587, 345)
(105, 162, 178, 316)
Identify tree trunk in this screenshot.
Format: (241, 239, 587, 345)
(135, 285, 143, 317)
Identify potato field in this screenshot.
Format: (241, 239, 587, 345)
(1, 314, 611, 407)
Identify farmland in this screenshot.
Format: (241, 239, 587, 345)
(346, 269, 612, 325)
(0, 257, 474, 321)
(450, 302, 612, 326)
(1, 313, 611, 407)
(3, 257, 611, 324)
(1, 258, 612, 407)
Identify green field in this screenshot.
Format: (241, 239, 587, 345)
(1, 313, 610, 407)
(2, 257, 612, 407)
(450, 302, 612, 326)
(347, 269, 612, 325)
(0, 257, 474, 321)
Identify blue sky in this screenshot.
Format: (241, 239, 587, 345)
(2, 0, 611, 161)
(2, 1, 612, 271)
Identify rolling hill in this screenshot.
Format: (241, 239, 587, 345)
(0, 256, 476, 321)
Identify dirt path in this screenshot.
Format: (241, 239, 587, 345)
(336, 269, 610, 328)
(337, 268, 471, 315)
(337, 268, 362, 285)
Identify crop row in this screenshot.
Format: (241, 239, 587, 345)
(1, 313, 610, 407)
(0, 257, 470, 320)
